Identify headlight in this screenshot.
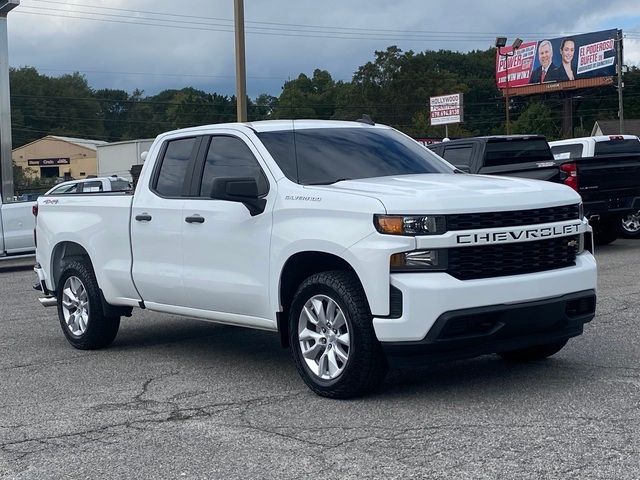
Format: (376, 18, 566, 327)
(578, 202, 584, 220)
(390, 249, 448, 272)
(374, 215, 446, 236)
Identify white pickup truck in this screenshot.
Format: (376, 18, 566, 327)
(0, 198, 36, 257)
(34, 120, 597, 398)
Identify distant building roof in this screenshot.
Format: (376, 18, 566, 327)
(591, 120, 640, 137)
(48, 136, 108, 151)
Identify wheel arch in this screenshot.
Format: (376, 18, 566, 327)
(277, 251, 367, 348)
(50, 241, 92, 292)
(50, 241, 133, 319)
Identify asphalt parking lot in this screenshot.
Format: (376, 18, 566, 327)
(1, 240, 639, 479)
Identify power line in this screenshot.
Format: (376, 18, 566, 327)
(23, 0, 640, 38)
(11, 8, 557, 43)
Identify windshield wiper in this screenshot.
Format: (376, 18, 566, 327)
(306, 178, 353, 186)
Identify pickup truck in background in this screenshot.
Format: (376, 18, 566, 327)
(34, 120, 597, 398)
(0, 198, 36, 257)
(429, 135, 640, 245)
(45, 175, 132, 195)
(550, 135, 640, 239)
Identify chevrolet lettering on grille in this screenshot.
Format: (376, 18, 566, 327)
(456, 223, 581, 245)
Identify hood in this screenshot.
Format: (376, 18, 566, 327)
(308, 174, 581, 214)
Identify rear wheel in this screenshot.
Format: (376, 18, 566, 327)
(619, 211, 640, 239)
(57, 258, 120, 350)
(498, 340, 568, 362)
(289, 271, 387, 399)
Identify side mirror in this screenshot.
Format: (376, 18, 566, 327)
(210, 177, 266, 216)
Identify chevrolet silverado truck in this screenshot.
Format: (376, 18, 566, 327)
(428, 135, 640, 245)
(34, 120, 597, 398)
(550, 135, 640, 239)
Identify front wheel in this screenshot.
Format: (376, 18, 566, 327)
(498, 340, 568, 362)
(57, 258, 120, 350)
(289, 271, 387, 399)
(619, 211, 640, 239)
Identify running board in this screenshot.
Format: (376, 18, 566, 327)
(38, 296, 58, 307)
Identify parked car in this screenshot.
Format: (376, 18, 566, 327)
(550, 135, 640, 239)
(429, 135, 640, 245)
(45, 176, 132, 195)
(34, 120, 596, 398)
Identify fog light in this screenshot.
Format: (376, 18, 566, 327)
(390, 249, 447, 272)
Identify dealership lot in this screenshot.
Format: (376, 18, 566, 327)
(1, 241, 639, 479)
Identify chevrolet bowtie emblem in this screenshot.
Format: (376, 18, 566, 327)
(567, 240, 578, 248)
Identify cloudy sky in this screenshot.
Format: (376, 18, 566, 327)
(6, 0, 640, 98)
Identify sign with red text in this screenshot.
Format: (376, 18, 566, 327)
(496, 29, 620, 92)
(429, 93, 463, 126)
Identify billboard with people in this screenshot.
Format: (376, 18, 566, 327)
(496, 29, 620, 90)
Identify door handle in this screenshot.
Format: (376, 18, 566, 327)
(185, 215, 205, 224)
(135, 214, 152, 222)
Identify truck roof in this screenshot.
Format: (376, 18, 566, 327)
(440, 135, 547, 143)
(550, 135, 639, 147)
(158, 120, 390, 137)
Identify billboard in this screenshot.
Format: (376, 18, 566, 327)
(496, 29, 620, 91)
(430, 93, 463, 126)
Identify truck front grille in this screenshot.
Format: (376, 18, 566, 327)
(447, 235, 579, 280)
(447, 204, 580, 231)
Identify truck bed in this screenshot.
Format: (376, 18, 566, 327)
(36, 193, 139, 304)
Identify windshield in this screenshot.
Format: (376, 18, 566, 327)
(257, 127, 453, 185)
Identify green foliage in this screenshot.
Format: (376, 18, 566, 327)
(9, 54, 640, 147)
(511, 102, 561, 139)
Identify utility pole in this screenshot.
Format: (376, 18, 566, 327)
(616, 29, 624, 135)
(0, 1, 18, 202)
(234, 0, 247, 122)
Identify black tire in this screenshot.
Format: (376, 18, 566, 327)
(57, 258, 120, 350)
(289, 271, 387, 399)
(618, 211, 640, 239)
(498, 339, 568, 362)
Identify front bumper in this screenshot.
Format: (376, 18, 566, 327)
(381, 289, 595, 368)
(373, 252, 597, 343)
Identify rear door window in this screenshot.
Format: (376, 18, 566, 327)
(551, 144, 584, 160)
(50, 183, 79, 194)
(154, 137, 199, 197)
(442, 145, 473, 167)
(81, 181, 104, 193)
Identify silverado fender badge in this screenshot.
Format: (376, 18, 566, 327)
(284, 195, 322, 202)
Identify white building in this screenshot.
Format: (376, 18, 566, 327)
(97, 139, 154, 181)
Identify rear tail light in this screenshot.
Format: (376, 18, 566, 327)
(32, 204, 38, 217)
(560, 163, 579, 191)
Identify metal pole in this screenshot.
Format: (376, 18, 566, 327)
(0, 2, 19, 202)
(617, 30, 624, 135)
(234, 0, 247, 122)
(502, 50, 510, 135)
(445, 124, 448, 138)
